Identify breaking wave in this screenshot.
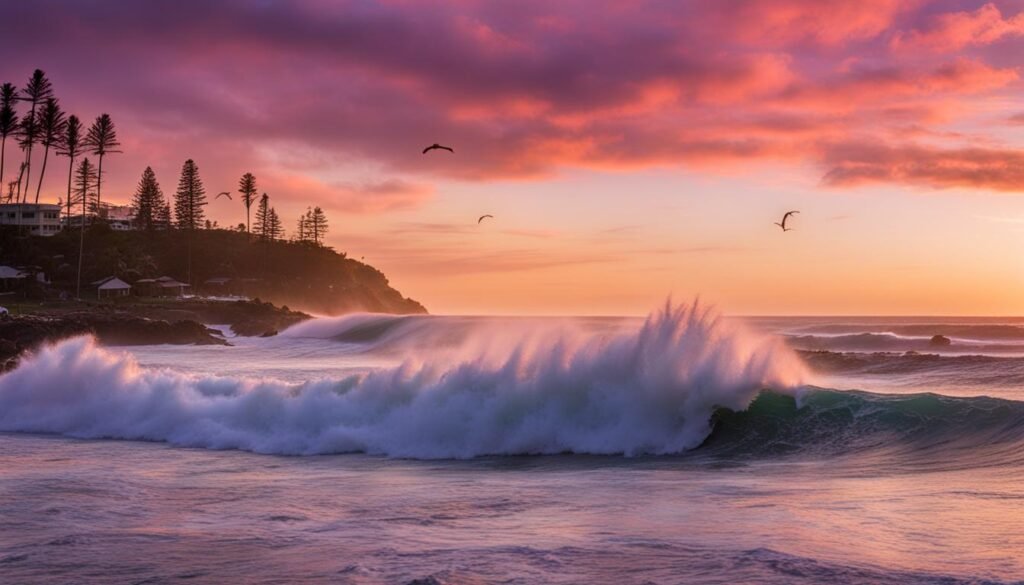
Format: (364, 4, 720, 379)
(0, 302, 805, 458)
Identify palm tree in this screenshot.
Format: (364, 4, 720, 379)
(33, 97, 66, 203)
(57, 115, 84, 224)
(238, 172, 257, 234)
(17, 110, 39, 203)
(16, 69, 53, 203)
(0, 83, 18, 192)
(83, 113, 121, 212)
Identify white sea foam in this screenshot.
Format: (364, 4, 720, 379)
(0, 301, 806, 458)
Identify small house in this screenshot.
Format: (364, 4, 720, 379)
(94, 276, 132, 299)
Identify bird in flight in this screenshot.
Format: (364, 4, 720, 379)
(478, 214, 494, 224)
(423, 143, 454, 154)
(775, 210, 799, 232)
(216, 191, 232, 200)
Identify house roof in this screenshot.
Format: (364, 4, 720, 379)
(98, 277, 131, 290)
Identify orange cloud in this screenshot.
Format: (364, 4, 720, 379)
(266, 174, 434, 214)
(822, 142, 1024, 191)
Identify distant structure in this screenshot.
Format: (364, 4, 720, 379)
(134, 276, 190, 297)
(62, 202, 138, 231)
(92, 276, 132, 299)
(0, 203, 62, 236)
(101, 204, 136, 231)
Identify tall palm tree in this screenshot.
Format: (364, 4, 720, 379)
(0, 83, 18, 192)
(57, 115, 84, 224)
(83, 113, 120, 212)
(16, 69, 53, 204)
(33, 97, 66, 203)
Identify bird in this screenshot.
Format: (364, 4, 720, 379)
(774, 210, 799, 232)
(423, 143, 454, 154)
(478, 214, 493, 224)
(216, 191, 232, 200)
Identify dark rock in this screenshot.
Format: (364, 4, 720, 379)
(0, 313, 228, 372)
(929, 334, 952, 347)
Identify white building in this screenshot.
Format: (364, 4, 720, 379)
(0, 203, 62, 236)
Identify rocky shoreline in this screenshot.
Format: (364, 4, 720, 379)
(0, 299, 311, 371)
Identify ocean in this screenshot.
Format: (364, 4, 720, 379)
(1, 303, 1023, 584)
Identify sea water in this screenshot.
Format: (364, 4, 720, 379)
(2, 303, 1022, 584)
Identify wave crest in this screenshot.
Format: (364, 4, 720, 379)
(0, 301, 805, 458)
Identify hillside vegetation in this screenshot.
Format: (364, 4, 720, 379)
(0, 224, 426, 315)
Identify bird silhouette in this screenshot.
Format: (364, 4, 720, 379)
(478, 214, 493, 224)
(774, 210, 799, 232)
(216, 191, 232, 200)
(423, 143, 454, 154)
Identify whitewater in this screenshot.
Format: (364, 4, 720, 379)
(2, 302, 1023, 584)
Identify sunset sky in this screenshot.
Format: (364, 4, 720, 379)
(2, 0, 1024, 315)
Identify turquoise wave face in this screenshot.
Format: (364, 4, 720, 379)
(702, 389, 1024, 468)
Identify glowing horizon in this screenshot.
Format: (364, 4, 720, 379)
(2, 0, 1023, 316)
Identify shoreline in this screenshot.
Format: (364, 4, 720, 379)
(0, 298, 311, 371)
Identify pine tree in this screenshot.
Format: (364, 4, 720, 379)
(72, 158, 98, 217)
(132, 166, 165, 231)
(268, 208, 283, 241)
(173, 159, 207, 230)
(73, 157, 98, 299)
(238, 172, 257, 234)
(254, 192, 270, 240)
(295, 212, 308, 243)
(157, 202, 172, 230)
(308, 206, 329, 245)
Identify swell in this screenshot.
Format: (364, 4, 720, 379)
(800, 350, 1024, 387)
(0, 302, 804, 459)
(703, 389, 1024, 468)
(785, 332, 1024, 354)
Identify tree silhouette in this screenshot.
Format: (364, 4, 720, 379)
(295, 212, 308, 242)
(174, 159, 207, 285)
(268, 207, 283, 241)
(33, 97, 66, 203)
(73, 157, 98, 299)
(173, 159, 207, 230)
(238, 172, 257, 234)
(255, 192, 270, 240)
(132, 166, 166, 232)
(0, 83, 18, 199)
(83, 113, 121, 211)
(57, 115, 84, 224)
(16, 69, 53, 203)
(308, 206, 329, 245)
(157, 201, 172, 230)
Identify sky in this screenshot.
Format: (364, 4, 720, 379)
(2, 0, 1024, 316)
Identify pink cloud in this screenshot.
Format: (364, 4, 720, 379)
(1, 0, 1022, 200)
(892, 3, 1024, 51)
(822, 141, 1024, 191)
